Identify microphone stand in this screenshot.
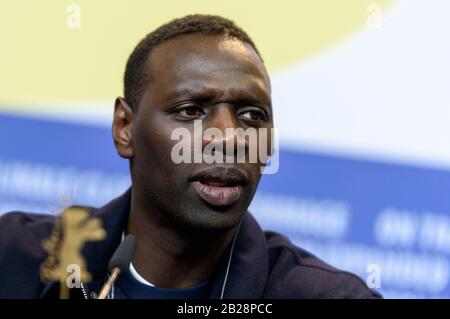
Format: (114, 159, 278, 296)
(97, 267, 122, 299)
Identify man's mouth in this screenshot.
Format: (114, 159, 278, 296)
(190, 168, 246, 207)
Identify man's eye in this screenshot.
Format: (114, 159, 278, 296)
(239, 109, 267, 122)
(176, 106, 204, 118)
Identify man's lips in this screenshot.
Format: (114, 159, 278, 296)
(192, 181, 242, 206)
(189, 167, 246, 207)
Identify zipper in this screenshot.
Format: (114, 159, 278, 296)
(80, 282, 89, 299)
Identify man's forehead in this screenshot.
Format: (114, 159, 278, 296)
(147, 33, 268, 84)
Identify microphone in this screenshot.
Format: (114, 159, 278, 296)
(97, 234, 137, 299)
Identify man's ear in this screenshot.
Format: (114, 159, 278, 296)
(112, 97, 134, 158)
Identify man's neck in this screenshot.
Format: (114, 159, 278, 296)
(126, 199, 236, 289)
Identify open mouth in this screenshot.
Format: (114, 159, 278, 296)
(190, 168, 246, 207)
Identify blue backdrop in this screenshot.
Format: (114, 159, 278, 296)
(2, 111, 450, 298)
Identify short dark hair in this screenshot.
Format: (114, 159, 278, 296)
(123, 14, 263, 109)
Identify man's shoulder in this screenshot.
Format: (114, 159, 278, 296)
(0, 205, 99, 252)
(0, 211, 56, 246)
(0, 211, 57, 297)
(262, 231, 381, 299)
(0, 207, 97, 298)
(0, 204, 98, 235)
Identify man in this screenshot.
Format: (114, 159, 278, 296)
(0, 14, 381, 299)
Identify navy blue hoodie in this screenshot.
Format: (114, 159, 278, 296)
(0, 189, 381, 299)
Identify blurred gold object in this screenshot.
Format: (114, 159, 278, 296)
(40, 207, 106, 299)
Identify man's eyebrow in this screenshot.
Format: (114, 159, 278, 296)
(168, 83, 272, 106)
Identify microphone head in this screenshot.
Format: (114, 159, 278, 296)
(108, 234, 137, 273)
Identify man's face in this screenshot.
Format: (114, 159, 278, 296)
(117, 34, 272, 230)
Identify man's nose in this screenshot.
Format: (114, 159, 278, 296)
(202, 105, 247, 160)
